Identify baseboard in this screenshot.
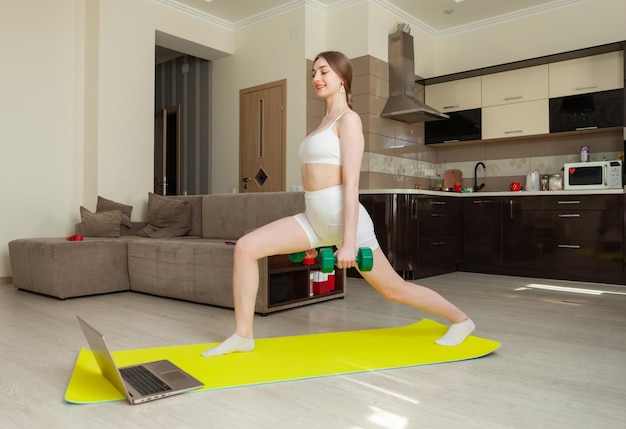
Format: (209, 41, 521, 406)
(0, 277, 13, 285)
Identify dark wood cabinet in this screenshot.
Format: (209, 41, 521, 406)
(501, 198, 523, 268)
(362, 191, 623, 285)
(521, 195, 623, 283)
(360, 194, 393, 265)
(393, 194, 419, 273)
(461, 196, 523, 274)
(415, 196, 459, 278)
(360, 194, 459, 279)
(462, 197, 501, 268)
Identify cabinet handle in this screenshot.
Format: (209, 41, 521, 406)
(558, 214, 581, 218)
(509, 199, 514, 219)
(575, 126, 598, 131)
(430, 213, 445, 217)
(574, 85, 598, 91)
(473, 200, 493, 204)
(557, 200, 580, 205)
(504, 130, 523, 134)
(558, 244, 581, 249)
(431, 241, 446, 246)
(504, 96, 523, 101)
(443, 105, 460, 109)
(429, 201, 446, 205)
(443, 139, 460, 143)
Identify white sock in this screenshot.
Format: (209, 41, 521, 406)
(201, 333, 255, 357)
(435, 319, 475, 346)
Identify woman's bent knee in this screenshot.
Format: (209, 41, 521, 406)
(233, 235, 259, 261)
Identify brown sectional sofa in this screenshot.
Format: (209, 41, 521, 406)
(8, 191, 325, 314)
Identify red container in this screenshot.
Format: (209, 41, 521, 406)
(312, 271, 335, 295)
(313, 281, 330, 295)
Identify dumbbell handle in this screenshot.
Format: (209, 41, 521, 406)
(319, 247, 373, 273)
(290, 247, 373, 273)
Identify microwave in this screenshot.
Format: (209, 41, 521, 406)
(563, 160, 622, 190)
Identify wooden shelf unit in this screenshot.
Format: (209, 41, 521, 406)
(260, 254, 346, 314)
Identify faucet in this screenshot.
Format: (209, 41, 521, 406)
(474, 162, 486, 192)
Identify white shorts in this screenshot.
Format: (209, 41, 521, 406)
(293, 185, 379, 251)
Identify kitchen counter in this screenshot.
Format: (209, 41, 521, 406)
(359, 188, 625, 285)
(359, 188, 625, 197)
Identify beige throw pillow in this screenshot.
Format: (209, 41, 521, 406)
(96, 196, 133, 228)
(76, 206, 122, 237)
(137, 193, 191, 238)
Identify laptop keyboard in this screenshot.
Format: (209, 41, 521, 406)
(120, 365, 173, 396)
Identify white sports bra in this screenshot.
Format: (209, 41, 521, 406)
(298, 111, 350, 166)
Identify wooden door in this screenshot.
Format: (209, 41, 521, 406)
(239, 80, 286, 193)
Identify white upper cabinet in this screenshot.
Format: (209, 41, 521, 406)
(482, 99, 549, 140)
(482, 65, 549, 107)
(549, 51, 624, 98)
(425, 76, 482, 113)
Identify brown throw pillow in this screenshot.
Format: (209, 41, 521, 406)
(137, 193, 191, 238)
(96, 196, 133, 228)
(76, 206, 122, 237)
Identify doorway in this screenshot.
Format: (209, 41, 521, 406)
(155, 49, 212, 195)
(239, 80, 286, 193)
(154, 105, 180, 195)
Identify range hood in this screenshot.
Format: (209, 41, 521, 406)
(380, 27, 449, 123)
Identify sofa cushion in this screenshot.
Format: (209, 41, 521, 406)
(127, 239, 235, 308)
(201, 192, 305, 239)
(8, 237, 132, 298)
(96, 196, 133, 228)
(138, 193, 191, 238)
(76, 206, 122, 237)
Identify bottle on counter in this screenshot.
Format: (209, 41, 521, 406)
(581, 145, 590, 162)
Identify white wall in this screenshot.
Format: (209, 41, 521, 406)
(319, 1, 437, 71)
(433, 0, 626, 76)
(1, 0, 84, 277)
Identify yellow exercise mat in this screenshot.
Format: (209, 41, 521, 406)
(65, 319, 499, 404)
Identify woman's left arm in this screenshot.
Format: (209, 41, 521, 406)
(335, 111, 364, 269)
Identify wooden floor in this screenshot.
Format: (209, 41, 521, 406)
(1, 272, 625, 429)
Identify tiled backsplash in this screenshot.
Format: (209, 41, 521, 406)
(306, 55, 624, 192)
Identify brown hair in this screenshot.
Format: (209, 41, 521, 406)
(314, 51, 353, 109)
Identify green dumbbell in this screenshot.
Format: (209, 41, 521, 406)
(318, 247, 374, 273)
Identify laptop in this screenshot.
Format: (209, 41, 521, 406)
(77, 316, 204, 404)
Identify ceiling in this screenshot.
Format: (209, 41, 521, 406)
(170, 0, 583, 34)
(156, 0, 584, 63)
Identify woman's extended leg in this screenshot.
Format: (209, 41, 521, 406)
(359, 247, 475, 346)
(202, 216, 312, 357)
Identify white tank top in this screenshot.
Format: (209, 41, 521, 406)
(298, 111, 350, 166)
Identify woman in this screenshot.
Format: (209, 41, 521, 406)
(202, 51, 474, 357)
